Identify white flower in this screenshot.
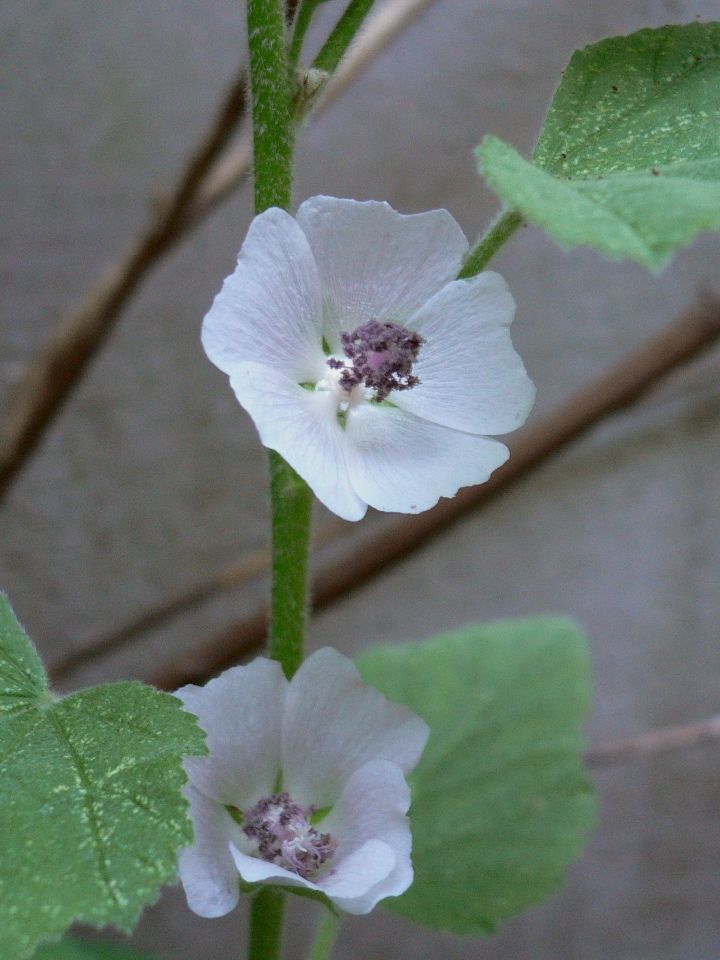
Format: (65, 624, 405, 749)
(202, 196, 535, 521)
(175, 648, 429, 917)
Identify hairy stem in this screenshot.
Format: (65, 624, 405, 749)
(307, 910, 341, 960)
(247, 0, 294, 212)
(313, 0, 376, 74)
(246, 0, 312, 683)
(269, 450, 313, 678)
(458, 209, 523, 278)
(288, 0, 324, 69)
(249, 888, 286, 960)
(246, 0, 301, 952)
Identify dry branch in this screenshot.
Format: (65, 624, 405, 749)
(145, 300, 720, 692)
(50, 517, 346, 683)
(0, 68, 248, 499)
(585, 714, 720, 767)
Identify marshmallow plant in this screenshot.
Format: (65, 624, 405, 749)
(176, 649, 429, 917)
(201, 197, 535, 520)
(2, 8, 719, 960)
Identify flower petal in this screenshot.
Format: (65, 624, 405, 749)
(228, 838, 395, 913)
(229, 845, 320, 893)
(175, 658, 286, 808)
(229, 363, 367, 521)
(344, 403, 510, 514)
(319, 760, 412, 914)
(202, 207, 326, 382)
(282, 648, 428, 806)
(395, 272, 536, 434)
(318, 840, 396, 914)
(178, 785, 241, 918)
(296, 196, 468, 346)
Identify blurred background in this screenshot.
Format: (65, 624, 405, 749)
(2, 0, 720, 957)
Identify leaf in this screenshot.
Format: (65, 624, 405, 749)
(33, 939, 156, 960)
(477, 22, 720, 269)
(0, 592, 47, 712)
(0, 597, 207, 960)
(357, 617, 595, 934)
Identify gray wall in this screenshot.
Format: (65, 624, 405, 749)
(3, 1, 720, 957)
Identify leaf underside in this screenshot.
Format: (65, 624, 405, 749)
(357, 617, 595, 935)
(478, 22, 720, 269)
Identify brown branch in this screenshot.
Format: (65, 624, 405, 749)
(585, 714, 720, 767)
(50, 516, 346, 683)
(285, 0, 302, 24)
(148, 300, 720, 691)
(0, 68, 248, 500)
(0, 0, 440, 504)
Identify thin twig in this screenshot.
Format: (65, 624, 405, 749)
(0, 0, 440, 503)
(148, 300, 720, 691)
(585, 714, 720, 767)
(50, 517, 346, 683)
(0, 68, 248, 500)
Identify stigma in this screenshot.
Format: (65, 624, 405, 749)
(242, 792, 337, 880)
(327, 320, 425, 402)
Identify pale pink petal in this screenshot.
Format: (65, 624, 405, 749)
(395, 272, 535, 434)
(344, 402, 509, 514)
(229, 845, 320, 893)
(178, 785, 241, 918)
(318, 840, 396, 914)
(282, 648, 428, 806)
(175, 658, 285, 808)
(230, 838, 396, 914)
(202, 207, 326, 383)
(319, 760, 413, 913)
(296, 196, 468, 347)
(229, 363, 367, 521)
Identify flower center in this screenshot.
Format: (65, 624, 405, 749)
(242, 792, 337, 880)
(327, 320, 425, 402)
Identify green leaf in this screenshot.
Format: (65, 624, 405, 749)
(32, 939, 156, 960)
(357, 617, 595, 934)
(477, 22, 720, 269)
(0, 592, 47, 712)
(0, 597, 207, 960)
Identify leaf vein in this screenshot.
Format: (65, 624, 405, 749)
(48, 711, 123, 909)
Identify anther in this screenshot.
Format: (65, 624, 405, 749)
(328, 320, 424, 402)
(243, 792, 337, 880)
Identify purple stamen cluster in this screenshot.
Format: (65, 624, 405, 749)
(243, 792, 337, 880)
(328, 320, 425, 402)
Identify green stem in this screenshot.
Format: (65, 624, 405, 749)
(245, 1, 303, 951)
(247, 0, 294, 212)
(307, 910, 341, 960)
(269, 450, 313, 678)
(288, 0, 324, 69)
(457, 209, 523, 279)
(246, 0, 312, 682)
(249, 888, 286, 960)
(312, 0, 376, 73)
